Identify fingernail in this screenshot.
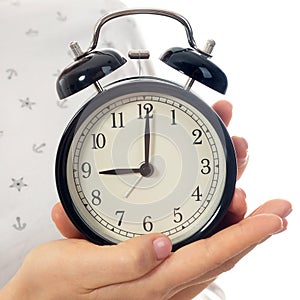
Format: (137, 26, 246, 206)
(233, 136, 249, 159)
(281, 207, 293, 218)
(273, 204, 293, 219)
(238, 154, 249, 167)
(273, 217, 286, 234)
(153, 236, 172, 260)
(239, 137, 249, 155)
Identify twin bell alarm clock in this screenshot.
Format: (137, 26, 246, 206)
(55, 9, 236, 251)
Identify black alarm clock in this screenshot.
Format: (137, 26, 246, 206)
(55, 8, 236, 251)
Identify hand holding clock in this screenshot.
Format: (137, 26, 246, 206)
(0, 101, 292, 300)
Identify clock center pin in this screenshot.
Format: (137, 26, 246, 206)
(140, 162, 154, 177)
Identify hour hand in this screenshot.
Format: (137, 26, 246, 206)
(99, 168, 140, 175)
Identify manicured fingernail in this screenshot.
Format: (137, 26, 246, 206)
(272, 204, 293, 219)
(233, 136, 249, 159)
(153, 236, 172, 260)
(273, 216, 286, 234)
(281, 207, 293, 218)
(239, 137, 248, 156)
(238, 154, 249, 167)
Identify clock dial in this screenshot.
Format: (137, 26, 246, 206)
(56, 79, 236, 250)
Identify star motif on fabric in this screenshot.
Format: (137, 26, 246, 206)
(19, 97, 36, 110)
(9, 177, 28, 192)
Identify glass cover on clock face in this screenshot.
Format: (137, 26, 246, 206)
(56, 79, 236, 249)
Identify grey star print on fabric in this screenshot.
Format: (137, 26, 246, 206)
(9, 178, 28, 192)
(19, 97, 36, 110)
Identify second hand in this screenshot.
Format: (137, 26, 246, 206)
(124, 175, 143, 198)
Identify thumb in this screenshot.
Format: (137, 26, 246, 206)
(80, 233, 172, 288)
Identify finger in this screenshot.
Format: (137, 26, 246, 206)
(250, 199, 292, 218)
(232, 136, 249, 180)
(51, 202, 84, 239)
(212, 100, 233, 127)
(218, 188, 247, 230)
(77, 234, 172, 288)
(110, 214, 284, 299)
(152, 214, 283, 292)
(170, 237, 258, 298)
(162, 201, 292, 298)
(217, 199, 292, 266)
(172, 206, 289, 297)
(204, 202, 292, 279)
(212, 101, 249, 180)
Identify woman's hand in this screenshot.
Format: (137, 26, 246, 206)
(1, 101, 291, 300)
(2, 199, 291, 300)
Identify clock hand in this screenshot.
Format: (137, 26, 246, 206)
(99, 162, 154, 177)
(99, 168, 140, 175)
(99, 113, 153, 177)
(124, 175, 143, 198)
(144, 112, 150, 165)
(100, 113, 153, 177)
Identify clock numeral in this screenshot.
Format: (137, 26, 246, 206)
(81, 162, 92, 178)
(192, 129, 203, 145)
(111, 112, 125, 128)
(143, 216, 153, 232)
(192, 186, 203, 201)
(91, 189, 102, 206)
(201, 158, 211, 175)
(91, 133, 106, 149)
(137, 103, 153, 119)
(115, 210, 125, 226)
(173, 207, 183, 223)
(171, 109, 177, 125)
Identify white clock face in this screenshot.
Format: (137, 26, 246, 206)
(58, 79, 235, 248)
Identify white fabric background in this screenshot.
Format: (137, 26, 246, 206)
(0, 0, 154, 287)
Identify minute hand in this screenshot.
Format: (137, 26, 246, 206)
(144, 112, 150, 165)
(99, 168, 140, 175)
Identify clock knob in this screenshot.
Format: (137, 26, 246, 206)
(160, 46, 228, 94)
(56, 46, 127, 99)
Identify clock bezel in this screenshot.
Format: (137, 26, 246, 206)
(55, 77, 237, 251)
